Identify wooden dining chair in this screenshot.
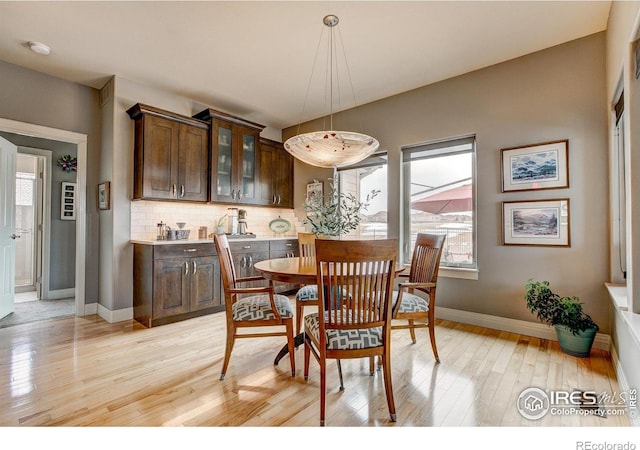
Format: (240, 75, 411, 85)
(214, 233, 296, 380)
(294, 232, 320, 335)
(391, 233, 446, 363)
(303, 238, 398, 426)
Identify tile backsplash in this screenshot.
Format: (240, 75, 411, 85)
(130, 201, 305, 241)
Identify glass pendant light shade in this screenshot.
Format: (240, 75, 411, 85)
(285, 14, 379, 169)
(284, 130, 379, 169)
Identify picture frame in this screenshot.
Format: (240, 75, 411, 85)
(98, 182, 110, 210)
(502, 198, 570, 247)
(61, 182, 76, 221)
(501, 140, 569, 192)
(306, 180, 324, 203)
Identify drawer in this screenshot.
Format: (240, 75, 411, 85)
(229, 241, 269, 254)
(154, 243, 216, 259)
(269, 239, 298, 253)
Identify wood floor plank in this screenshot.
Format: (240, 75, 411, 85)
(0, 311, 630, 427)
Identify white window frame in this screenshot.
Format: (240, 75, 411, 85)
(402, 135, 477, 277)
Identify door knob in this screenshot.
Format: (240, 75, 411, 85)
(10, 234, 20, 240)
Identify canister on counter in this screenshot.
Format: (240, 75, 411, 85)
(198, 226, 208, 239)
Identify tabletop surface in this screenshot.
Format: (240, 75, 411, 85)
(254, 257, 405, 284)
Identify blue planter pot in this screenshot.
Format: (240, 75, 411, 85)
(554, 324, 598, 358)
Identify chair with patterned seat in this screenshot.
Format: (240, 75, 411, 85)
(214, 233, 296, 380)
(304, 238, 398, 426)
(391, 233, 446, 363)
(294, 232, 320, 335)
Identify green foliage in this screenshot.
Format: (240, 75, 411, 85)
(524, 279, 598, 335)
(303, 178, 379, 237)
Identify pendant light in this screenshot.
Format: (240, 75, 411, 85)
(284, 15, 379, 169)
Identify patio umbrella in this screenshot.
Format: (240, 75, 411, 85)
(410, 183, 472, 214)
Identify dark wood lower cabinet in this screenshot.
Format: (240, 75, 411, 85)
(133, 238, 299, 327)
(134, 243, 222, 327)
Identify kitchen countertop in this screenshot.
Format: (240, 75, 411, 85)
(131, 235, 297, 245)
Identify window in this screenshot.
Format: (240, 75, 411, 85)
(402, 136, 476, 269)
(613, 90, 626, 282)
(338, 152, 388, 239)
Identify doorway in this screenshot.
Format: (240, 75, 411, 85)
(15, 153, 46, 297)
(0, 118, 87, 322)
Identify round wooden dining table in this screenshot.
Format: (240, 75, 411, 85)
(254, 256, 405, 365)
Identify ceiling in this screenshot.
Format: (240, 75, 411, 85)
(0, 1, 611, 131)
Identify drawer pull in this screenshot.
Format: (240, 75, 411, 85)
(184, 248, 197, 252)
(285, 243, 293, 247)
(242, 245, 251, 249)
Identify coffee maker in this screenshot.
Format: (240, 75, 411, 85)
(238, 209, 248, 235)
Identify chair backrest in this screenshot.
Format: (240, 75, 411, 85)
(315, 239, 398, 333)
(409, 233, 446, 287)
(298, 232, 318, 257)
(214, 233, 238, 299)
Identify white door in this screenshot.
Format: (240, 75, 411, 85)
(0, 136, 17, 319)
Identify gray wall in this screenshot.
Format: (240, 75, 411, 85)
(286, 33, 610, 333)
(0, 60, 102, 304)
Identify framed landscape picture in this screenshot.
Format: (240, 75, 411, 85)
(502, 198, 570, 247)
(501, 140, 569, 192)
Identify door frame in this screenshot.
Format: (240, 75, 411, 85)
(15, 149, 52, 299)
(0, 118, 87, 316)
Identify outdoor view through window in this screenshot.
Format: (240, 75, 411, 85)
(403, 136, 476, 268)
(338, 153, 388, 240)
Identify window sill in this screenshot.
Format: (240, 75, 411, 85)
(439, 267, 478, 280)
(605, 282, 640, 348)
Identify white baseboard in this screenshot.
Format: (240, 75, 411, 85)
(82, 302, 98, 315)
(46, 288, 75, 300)
(436, 306, 611, 351)
(96, 303, 133, 323)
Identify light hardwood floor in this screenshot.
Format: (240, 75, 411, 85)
(0, 309, 629, 427)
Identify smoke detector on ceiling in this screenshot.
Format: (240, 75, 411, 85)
(28, 41, 51, 55)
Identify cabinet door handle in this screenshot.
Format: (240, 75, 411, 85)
(193, 260, 197, 274)
(248, 255, 253, 267)
(184, 261, 189, 275)
(184, 248, 197, 252)
(277, 195, 281, 204)
(172, 184, 177, 198)
(180, 185, 185, 198)
(238, 191, 243, 200)
(231, 189, 236, 200)
(241, 256, 246, 268)
(272, 194, 276, 204)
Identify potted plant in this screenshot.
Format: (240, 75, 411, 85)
(303, 177, 379, 237)
(524, 279, 599, 357)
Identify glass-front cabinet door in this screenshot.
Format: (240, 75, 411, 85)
(215, 124, 233, 200)
(239, 129, 259, 204)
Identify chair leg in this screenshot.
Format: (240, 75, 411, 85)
(320, 355, 326, 427)
(304, 334, 311, 381)
(428, 319, 440, 363)
(369, 356, 375, 375)
(337, 360, 344, 391)
(286, 320, 296, 377)
(296, 301, 303, 336)
(381, 350, 397, 422)
(220, 323, 235, 380)
(408, 319, 417, 343)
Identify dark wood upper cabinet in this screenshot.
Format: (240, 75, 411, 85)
(193, 108, 265, 205)
(259, 138, 294, 209)
(127, 103, 209, 202)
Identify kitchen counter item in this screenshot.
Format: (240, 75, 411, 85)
(269, 217, 291, 234)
